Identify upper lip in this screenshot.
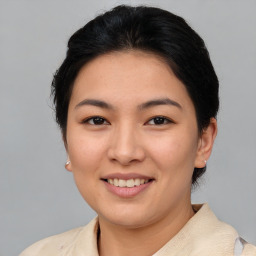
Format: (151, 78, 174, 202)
(101, 173, 154, 180)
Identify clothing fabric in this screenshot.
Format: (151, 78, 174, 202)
(20, 204, 256, 256)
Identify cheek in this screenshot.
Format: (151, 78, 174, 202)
(147, 130, 198, 173)
(66, 133, 108, 207)
(67, 131, 108, 175)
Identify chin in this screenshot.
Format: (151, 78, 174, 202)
(103, 214, 151, 229)
(100, 206, 161, 230)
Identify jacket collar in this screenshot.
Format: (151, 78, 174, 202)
(66, 204, 238, 256)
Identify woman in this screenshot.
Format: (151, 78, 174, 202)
(20, 5, 256, 256)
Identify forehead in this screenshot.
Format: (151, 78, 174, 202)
(70, 50, 194, 111)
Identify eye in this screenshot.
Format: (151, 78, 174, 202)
(146, 116, 172, 125)
(83, 116, 109, 125)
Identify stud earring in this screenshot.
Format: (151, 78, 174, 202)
(65, 160, 71, 166)
(204, 160, 207, 165)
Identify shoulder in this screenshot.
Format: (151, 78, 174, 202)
(19, 217, 98, 256)
(187, 204, 256, 255)
(243, 242, 256, 256)
(19, 226, 84, 256)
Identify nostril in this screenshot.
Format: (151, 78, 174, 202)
(107, 145, 146, 166)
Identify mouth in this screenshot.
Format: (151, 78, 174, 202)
(103, 178, 152, 188)
(101, 175, 154, 198)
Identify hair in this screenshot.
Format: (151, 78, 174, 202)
(51, 5, 219, 185)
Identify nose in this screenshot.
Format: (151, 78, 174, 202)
(107, 124, 146, 165)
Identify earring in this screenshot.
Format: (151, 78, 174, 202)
(204, 160, 207, 165)
(65, 160, 71, 166)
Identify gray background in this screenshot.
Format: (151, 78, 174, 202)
(0, 0, 255, 255)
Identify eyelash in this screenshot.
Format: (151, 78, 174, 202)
(82, 116, 172, 126)
(146, 116, 173, 125)
(82, 116, 110, 125)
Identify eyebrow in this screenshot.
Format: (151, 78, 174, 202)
(138, 98, 182, 110)
(75, 97, 182, 110)
(75, 99, 114, 110)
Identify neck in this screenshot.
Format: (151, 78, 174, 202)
(98, 201, 195, 256)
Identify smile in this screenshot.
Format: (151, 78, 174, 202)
(102, 175, 154, 198)
(106, 178, 150, 188)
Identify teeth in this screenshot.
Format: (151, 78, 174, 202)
(126, 179, 135, 188)
(114, 178, 119, 186)
(107, 178, 150, 187)
(119, 179, 126, 187)
(134, 178, 140, 186)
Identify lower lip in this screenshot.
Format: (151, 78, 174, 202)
(103, 180, 153, 198)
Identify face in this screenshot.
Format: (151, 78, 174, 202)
(66, 50, 207, 228)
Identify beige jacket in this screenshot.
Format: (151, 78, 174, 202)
(20, 204, 256, 256)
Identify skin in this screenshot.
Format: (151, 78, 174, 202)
(65, 50, 217, 256)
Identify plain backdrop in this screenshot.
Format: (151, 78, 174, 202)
(0, 1, 255, 255)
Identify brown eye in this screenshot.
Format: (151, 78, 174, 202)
(147, 116, 171, 125)
(84, 116, 109, 125)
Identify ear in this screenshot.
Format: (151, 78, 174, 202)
(194, 118, 218, 168)
(62, 132, 68, 151)
(62, 132, 72, 172)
